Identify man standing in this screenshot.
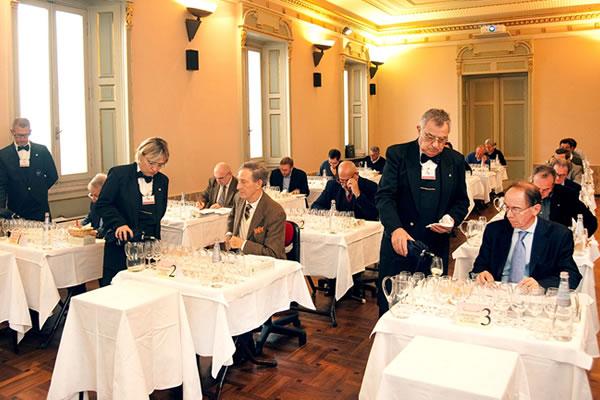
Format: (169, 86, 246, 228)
(312, 161, 378, 221)
(484, 138, 507, 165)
(473, 182, 581, 290)
(0, 118, 58, 221)
(531, 165, 596, 235)
(269, 157, 309, 195)
(227, 162, 286, 259)
(362, 146, 386, 173)
(198, 162, 238, 209)
(376, 109, 469, 315)
(318, 149, 341, 177)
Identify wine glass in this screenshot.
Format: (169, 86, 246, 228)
(430, 256, 443, 277)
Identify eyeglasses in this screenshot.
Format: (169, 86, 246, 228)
(500, 204, 532, 216)
(422, 131, 448, 145)
(12, 132, 31, 139)
(146, 158, 167, 168)
(215, 173, 231, 180)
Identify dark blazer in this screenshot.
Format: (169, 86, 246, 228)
(82, 202, 105, 238)
(465, 152, 490, 165)
(486, 148, 507, 165)
(227, 192, 286, 259)
(563, 179, 581, 195)
(199, 176, 238, 208)
(548, 184, 596, 235)
(311, 176, 378, 221)
(319, 160, 338, 177)
(269, 167, 310, 195)
(473, 218, 582, 289)
(95, 163, 169, 285)
(0, 142, 58, 221)
(362, 156, 386, 173)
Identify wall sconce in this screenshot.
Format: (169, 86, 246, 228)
(342, 27, 353, 35)
(312, 40, 335, 67)
(369, 61, 384, 79)
(185, 1, 217, 41)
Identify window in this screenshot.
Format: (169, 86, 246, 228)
(343, 61, 368, 156)
(13, 0, 129, 199)
(244, 35, 290, 165)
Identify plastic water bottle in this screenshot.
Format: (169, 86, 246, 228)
(43, 212, 51, 247)
(328, 200, 336, 232)
(575, 214, 584, 236)
(553, 271, 573, 341)
(212, 239, 222, 263)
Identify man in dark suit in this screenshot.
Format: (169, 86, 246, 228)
(361, 146, 386, 173)
(473, 182, 581, 290)
(559, 138, 584, 167)
(226, 162, 286, 260)
(81, 173, 107, 237)
(376, 108, 469, 315)
(312, 161, 378, 221)
(552, 158, 582, 195)
(484, 138, 507, 165)
(0, 118, 58, 221)
(96, 137, 170, 286)
(552, 148, 583, 184)
(269, 157, 309, 195)
(318, 149, 341, 177)
(531, 165, 596, 236)
(198, 162, 238, 209)
(465, 145, 490, 166)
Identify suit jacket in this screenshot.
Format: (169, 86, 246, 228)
(563, 179, 581, 195)
(82, 202, 105, 237)
(319, 160, 338, 177)
(568, 163, 583, 184)
(199, 176, 238, 208)
(311, 176, 378, 221)
(486, 149, 507, 165)
(548, 184, 597, 235)
(362, 156, 386, 173)
(227, 192, 286, 259)
(0, 142, 58, 221)
(269, 167, 310, 195)
(473, 218, 582, 289)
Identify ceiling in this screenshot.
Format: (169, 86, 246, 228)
(310, 0, 600, 29)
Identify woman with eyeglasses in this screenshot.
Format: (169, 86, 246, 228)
(95, 137, 170, 286)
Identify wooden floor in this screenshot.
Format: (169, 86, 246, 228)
(1, 201, 600, 399)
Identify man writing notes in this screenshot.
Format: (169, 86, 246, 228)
(269, 157, 310, 195)
(473, 182, 581, 290)
(226, 162, 286, 260)
(198, 162, 238, 209)
(376, 109, 469, 315)
(0, 118, 58, 221)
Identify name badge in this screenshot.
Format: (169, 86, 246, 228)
(421, 160, 437, 180)
(142, 195, 155, 205)
(19, 159, 30, 168)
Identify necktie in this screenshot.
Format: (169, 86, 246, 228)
(346, 191, 353, 202)
(217, 185, 226, 206)
(420, 153, 440, 164)
(509, 231, 528, 283)
(244, 203, 252, 220)
(17, 144, 29, 151)
(136, 171, 153, 183)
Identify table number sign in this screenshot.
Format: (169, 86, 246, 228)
(454, 303, 492, 327)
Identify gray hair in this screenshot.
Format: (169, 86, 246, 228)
(484, 138, 496, 146)
(87, 173, 107, 191)
(135, 137, 169, 163)
(11, 118, 30, 131)
(240, 161, 268, 185)
(369, 146, 380, 153)
(531, 164, 557, 181)
(506, 181, 542, 207)
(550, 158, 572, 172)
(418, 109, 451, 132)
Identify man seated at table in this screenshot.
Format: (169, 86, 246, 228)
(311, 161, 378, 221)
(551, 158, 581, 195)
(484, 138, 507, 166)
(226, 162, 286, 259)
(551, 148, 583, 184)
(318, 148, 341, 177)
(473, 181, 581, 289)
(465, 145, 490, 166)
(361, 146, 386, 173)
(531, 165, 596, 236)
(269, 157, 309, 195)
(198, 162, 238, 209)
(559, 138, 584, 166)
(81, 173, 107, 237)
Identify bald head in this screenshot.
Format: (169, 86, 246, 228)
(338, 161, 357, 177)
(213, 162, 233, 185)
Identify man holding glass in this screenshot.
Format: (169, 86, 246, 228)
(376, 108, 469, 315)
(311, 161, 378, 221)
(0, 118, 58, 221)
(473, 182, 581, 290)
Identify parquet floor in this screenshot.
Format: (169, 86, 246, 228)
(1, 201, 600, 399)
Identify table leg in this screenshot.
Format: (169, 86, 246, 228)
(40, 287, 76, 349)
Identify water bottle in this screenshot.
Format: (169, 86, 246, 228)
(328, 200, 336, 232)
(322, 169, 327, 180)
(212, 239, 222, 263)
(553, 271, 573, 341)
(43, 212, 51, 247)
(575, 214, 584, 236)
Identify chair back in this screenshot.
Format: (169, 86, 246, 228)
(284, 220, 301, 262)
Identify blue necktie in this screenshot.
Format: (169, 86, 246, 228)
(509, 231, 528, 283)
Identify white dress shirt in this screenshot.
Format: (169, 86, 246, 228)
(501, 217, 538, 282)
(15, 141, 31, 165)
(136, 163, 153, 197)
(239, 192, 262, 243)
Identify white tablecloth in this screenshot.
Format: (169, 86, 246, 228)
(0, 240, 104, 328)
(300, 221, 384, 300)
(113, 257, 315, 378)
(161, 212, 229, 248)
(307, 183, 325, 206)
(358, 169, 382, 184)
(48, 281, 201, 400)
(0, 250, 31, 342)
(360, 298, 599, 400)
(273, 195, 307, 210)
(377, 336, 529, 400)
(580, 185, 596, 212)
